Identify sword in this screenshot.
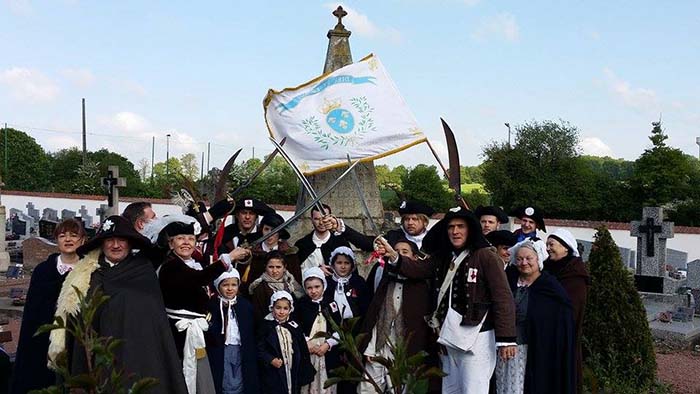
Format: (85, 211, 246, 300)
(214, 148, 243, 202)
(347, 153, 380, 236)
(268, 137, 328, 216)
(440, 118, 469, 209)
(250, 159, 361, 247)
(230, 137, 287, 197)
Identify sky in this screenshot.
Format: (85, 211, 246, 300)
(2, 0, 699, 173)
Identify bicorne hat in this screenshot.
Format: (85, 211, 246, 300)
(234, 197, 275, 216)
(398, 200, 435, 217)
(422, 207, 490, 255)
(485, 230, 518, 248)
(259, 213, 289, 240)
(511, 206, 546, 232)
(474, 205, 509, 224)
(77, 215, 150, 255)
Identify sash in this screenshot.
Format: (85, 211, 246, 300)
(166, 308, 209, 394)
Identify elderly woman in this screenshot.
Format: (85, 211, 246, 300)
(11, 219, 86, 394)
(497, 239, 576, 394)
(544, 229, 590, 394)
(158, 219, 244, 394)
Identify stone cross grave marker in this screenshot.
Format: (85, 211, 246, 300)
(630, 207, 674, 277)
(26, 202, 40, 221)
(42, 208, 58, 222)
(96, 204, 109, 224)
(101, 165, 127, 217)
(61, 209, 76, 220)
(79, 205, 93, 227)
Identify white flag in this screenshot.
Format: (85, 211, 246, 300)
(264, 54, 426, 174)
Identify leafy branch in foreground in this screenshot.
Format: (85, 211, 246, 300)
(30, 286, 158, 394)
(317, 313, 445, 394)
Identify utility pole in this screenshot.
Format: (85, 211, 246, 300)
(166, 134, 171, 180)
(151, 136, 155, 183)
(252, 146, 255, 160)
(206, 142, 211, 172)
(505, 122, 511, 148)
(81, 98, 87, 165)
(200, 152, 205, 179)
(3, 123, 7, 182)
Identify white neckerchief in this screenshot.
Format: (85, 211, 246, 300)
(219, 297, 241, 345)
(332, 273, 353, 319)
(56, 255, 75, 276)
(181, 257, 203, 271)
(401, 227, 427, 250)
(302, 231, 331, 271)
(104, 258, 117, 268)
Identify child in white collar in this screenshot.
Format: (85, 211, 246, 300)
(206, 269, 259, 394)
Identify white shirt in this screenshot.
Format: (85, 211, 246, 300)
(222, 299, 241, 346)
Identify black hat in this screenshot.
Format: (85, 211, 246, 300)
(485, 230, 518, 248)
(398, 200, 435, 217)
(422, 207, 490, 255)
(512, 206, 546, 232)
(162, 221, 195, 237)
(77, 215, 150, 255)
(474, 206, 509, 224)
(259, 213, 289, 240)
(393, 238, 420, 256)
(234, 198, 275, 216)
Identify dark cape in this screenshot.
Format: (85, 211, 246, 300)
(11, 254, 65, 394)
(205, 296, 259, 394)
(293, 295, 342, 371)
(544, 255, 590, 394)
(324, 272, 370, 321)
(257, 318, 315, 394)
(507, 269, 576, 394)
(69, 253, 187, 394)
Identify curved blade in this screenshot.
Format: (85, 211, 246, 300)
(214, 148, 243, 202)
(230, 137, 287, 197)
(441, 118, 461, 194)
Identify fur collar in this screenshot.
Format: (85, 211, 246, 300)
(47, 249, 101, 368)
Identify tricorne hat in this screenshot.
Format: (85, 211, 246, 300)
(512, 206, 546, 232)
(77, 215, 150, 255)
(474, 205, 509, 224)
(259, 212, 289, 240)
(485, 230, 518, 248)
(422, 206, 490, 255)
(398, 200, 435, 217)
(234, 197, 275, 216)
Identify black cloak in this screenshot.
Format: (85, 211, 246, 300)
(11, 254, 65, 394)
(69, 252, 187, 394)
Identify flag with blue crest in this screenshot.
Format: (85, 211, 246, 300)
(264, 54, 426, 175)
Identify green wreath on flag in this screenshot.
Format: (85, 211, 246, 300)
(302, 96, 376, 150)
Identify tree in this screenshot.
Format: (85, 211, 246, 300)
(401, 165, 453, 212)
(582, 226, 657, 394)
(225, 156, 299, 205)
(0, 127, 51, 190)
(631, 121, 695, 206)
(73, 159, 101, 195)
(90, 149, 145, 197)
(180, 153, 199, 180)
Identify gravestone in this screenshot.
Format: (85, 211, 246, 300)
(61, 209, 76, 220)
(101, 165, 126, 217)
(10, 214, 27, 238)
(42, 208, 58, 222)
(38, 219, 58, 241)
(578, 239, 635, 269)
(96, 204, 109, 224)
(78, 205, 93, 228)
(26, 202, 40, 221)
(630, 207, 675, 293)
(666, 249, 688, 270)
(688, 259, 700, 290)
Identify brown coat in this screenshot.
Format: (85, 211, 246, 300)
(359, 256, 435, 356)
(544, 255, 590, 394)
(397, 247, 516, 343)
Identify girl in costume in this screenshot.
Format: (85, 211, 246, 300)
(249, 250, 303, 321)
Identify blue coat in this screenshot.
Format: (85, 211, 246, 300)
(205, 296, 259, 394)
(257, 318, 315, 394)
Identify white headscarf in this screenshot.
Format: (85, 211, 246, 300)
(548, 229, 580, 257)
(302, 266, 327, 290)
(214, 269, 241, 296)
(510, 238, 548, 270)
(329, 246, 355, 265)
(269, 290, 295, 312)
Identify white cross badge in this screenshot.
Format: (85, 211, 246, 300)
(101, 219, 114, 232)
(244, 199, 253, 208)
(467, 268, 478, 283)
(400, 201, 407, 209)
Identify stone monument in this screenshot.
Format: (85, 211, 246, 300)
(101, 165, 126, 217)
(292, 6, 384, 239)
(0, 181, 11, 271)
(630, 207, 677, 293)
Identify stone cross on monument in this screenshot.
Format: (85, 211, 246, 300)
(631, 207, 674, 277)
(293, 5, 385, 237)
(101, 165, 127, 217)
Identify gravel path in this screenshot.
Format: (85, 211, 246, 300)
(656, 350, 700, 394)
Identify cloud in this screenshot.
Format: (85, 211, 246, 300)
(323, 3, 402, 43)
(3, 0, 32, 15)
(121, 80, 147, 96)
(471, 13, 519, 42)
(0, 67, 59, 102)
(603, 68, 659, 113)
(61, 68, 96, 88)
(580, 136, 614, 157)
(98, 111, 152, 137)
